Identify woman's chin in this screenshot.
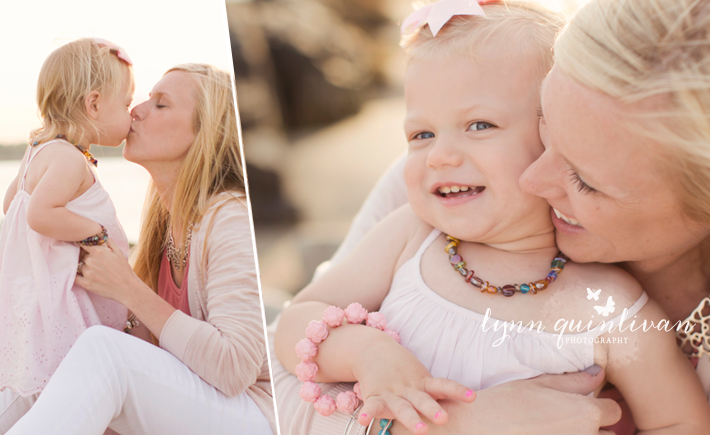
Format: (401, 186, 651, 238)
(121, 144, 138, 164)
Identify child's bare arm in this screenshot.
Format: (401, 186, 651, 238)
(275, 205, 473, 434)
(275, 204, 418, 373)
(26, 145, 102, 241)
(605, 296, 710, 433)
(3, 175, 18, 215)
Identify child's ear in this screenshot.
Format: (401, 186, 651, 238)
(84, 90, 101, 120)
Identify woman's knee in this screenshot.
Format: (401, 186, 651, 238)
(71, 325, 129, 360)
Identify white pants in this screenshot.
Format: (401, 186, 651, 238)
(4, 326, 272, 435)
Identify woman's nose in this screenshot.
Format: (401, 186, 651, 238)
(426, 133, 464, 169)
(130, 101, 147, 120)
(519, 147, 566, 200)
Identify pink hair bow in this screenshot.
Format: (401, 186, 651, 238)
(92, 38, 133, 66)
(401, 0, 490, 37)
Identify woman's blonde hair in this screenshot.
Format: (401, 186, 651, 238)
(555, 0, 710, 224)
(132, 63, 245, 291)
(31, 38, 135, 145)
(401, 1, 566, 80)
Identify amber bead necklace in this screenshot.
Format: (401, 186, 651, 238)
(32, 135, 98, 167)
(445, 235, 567, 296)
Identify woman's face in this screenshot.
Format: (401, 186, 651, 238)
(124, 70, 197, 166)
(520, 66, 710, 266)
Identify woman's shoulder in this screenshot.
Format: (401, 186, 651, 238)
(202, 191, 249, 221)
(194, 190, 251, 239)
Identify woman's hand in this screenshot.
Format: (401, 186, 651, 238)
(390, 367, 621, 435)
(76, 238, 177, 339)
(75, 238, 140, 304)
(355, 339, 475, 435)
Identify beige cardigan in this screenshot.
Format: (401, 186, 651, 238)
(158, 192, 275, 434)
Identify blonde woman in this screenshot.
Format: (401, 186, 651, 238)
(6, 64, 275, 435)
(272, 0, 710, 434)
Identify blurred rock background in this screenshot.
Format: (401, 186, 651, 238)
(224, 0, 588, 323)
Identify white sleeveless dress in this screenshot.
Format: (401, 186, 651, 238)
(0, 139, 129, 396)
(378, 229, 649, 390)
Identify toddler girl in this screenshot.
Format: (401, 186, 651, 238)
(275, 1, 710, 434)
(0, 38, 132, 397)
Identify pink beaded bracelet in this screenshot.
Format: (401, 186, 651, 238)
(296, 303, 401, 416)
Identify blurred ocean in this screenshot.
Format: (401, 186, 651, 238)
(0, 158, 151, 243)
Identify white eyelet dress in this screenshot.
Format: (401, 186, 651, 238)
(0, 139, 129, 397)
(378, 229, 649, 391)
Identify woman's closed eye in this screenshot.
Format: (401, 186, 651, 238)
(154, 97, 167, 109)
(569, 169, 597, 194)
(468, 121, 495, 131)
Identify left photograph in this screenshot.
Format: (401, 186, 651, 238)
(0, 1, 276, 434)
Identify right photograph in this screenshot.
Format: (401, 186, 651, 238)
(227, 0, 710, 434)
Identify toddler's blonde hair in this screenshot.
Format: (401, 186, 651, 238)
(401, 1, 566, 81)
(31, 38, 135, 145)
(555, 0, 710, 225)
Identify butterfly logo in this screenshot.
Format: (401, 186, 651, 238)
(586, 288, 601, 301)
(594, 296, 616, 317)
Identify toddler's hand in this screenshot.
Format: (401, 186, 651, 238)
(354, 340, 475, 435)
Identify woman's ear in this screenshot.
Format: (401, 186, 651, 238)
(84, 90, 101, 120)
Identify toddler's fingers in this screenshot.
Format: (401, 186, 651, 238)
(405, 390, 448, 425)
(358, 397, 390, 426)
(385, 395, 429, 435)
(424, 377, 475, 402)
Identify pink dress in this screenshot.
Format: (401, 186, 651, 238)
(0, 139, 129, 397)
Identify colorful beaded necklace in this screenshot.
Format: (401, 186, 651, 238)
(32, 135, 98, 167)
(445, 235, 567, 297)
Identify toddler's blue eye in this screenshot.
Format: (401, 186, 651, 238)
(413, 131, 435, 140)
(468, 121, 495, 131)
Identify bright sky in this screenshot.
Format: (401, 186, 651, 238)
(0, 0, 235, 144)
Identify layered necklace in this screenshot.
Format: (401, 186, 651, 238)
(445, 234, 567, 297)
(166, 224, 193, 270)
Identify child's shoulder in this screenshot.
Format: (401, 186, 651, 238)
(559, 261, 644, 312)
(31, 140, 90, 168)
(377, 203, 437, 270)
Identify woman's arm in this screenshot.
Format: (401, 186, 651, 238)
(75, 239, 177, 336)
(395, 369, 621, 435)
(605, 298, 710, 434)
(157, 197, 267, 397)
(78, 197, 266, 396)
(328, 153, 408, 267)
(25, 144, 102, 240)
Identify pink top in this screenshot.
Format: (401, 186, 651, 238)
(157, 249, 191, 316)
(0, 139, 129, 397)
